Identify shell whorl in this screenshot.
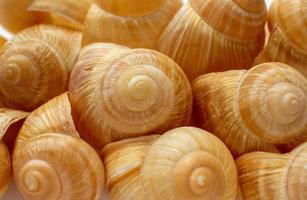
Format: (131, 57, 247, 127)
(268, 0, 307, 54)
(14, 133, 105, 200)
(237, 62, 307, 143)
(0, 25, 81, 111)
(189, 0, 267, 40)
(141, 127, 237, 200)
(0, 141, 10, 199)
(69, 43, 192, 148)
(97, 0, 166, 17)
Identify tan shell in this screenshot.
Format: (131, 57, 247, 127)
(101, 135, 159, 200)
(28, 0, 96, 30)
(13, 93, 105, 200)
(192, 62, 307, 157)
(82, 0, 182, 48)
(0, 0, 50, 33)
(254, 0, 307, 77)
(102, 127, 238, 200)
(141, 127, 238, 200)
(158, 0, 267, 80)
(236, 142, 307, 200)
(0, 25, 81, 111)
(0, 141, 10, 199)
(68, 43, 192, 149)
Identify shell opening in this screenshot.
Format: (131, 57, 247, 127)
(19, 160, 61, 198)
(267, 82, 305, 125)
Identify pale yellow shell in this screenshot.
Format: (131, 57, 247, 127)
(0, 25, 81, 111)
(68, 43, 192, 148)
(102, 135, 159, 200)
(237, 142, 307, 200)
(82, 0, 182, 48)
(0, 141, 10, 199)
(13, 93, 105, 200)
(102, 127, 238, 200)
(158, 0, 267, 80)
(0, 0, 50, 33)
(193, 62, 307, 157)
(254, 0, 307, 77)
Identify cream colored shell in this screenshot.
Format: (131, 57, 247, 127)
(237, 142, 307, 200)
(158, 0, 267, 80)
(68, 43, 192, 149)
(192, 62, 306, 157)
(82, 0, 182, 48)
(13, 93, 105, 200)
(0, 25, 81, 111)
(102, 127, 238, 200)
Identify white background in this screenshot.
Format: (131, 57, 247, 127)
(1, 0, 272, 199)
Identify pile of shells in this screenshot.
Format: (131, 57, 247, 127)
(0, 0, 306, 200)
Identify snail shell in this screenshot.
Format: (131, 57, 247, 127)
(68, 43, 192, 148)
(101, 135, 159, 200)
(82, 0, 182, 48)
(192, 62, 307, 157)
(102, 127, 237, 200)
(28, 0, 96, 30)
(254, 0, 307, 77)
(158, 0, 267, 80)
(0, 141, 10, 199)
(13, 93, 105, 200)
(0, 25, 81, 111)
(141, 127, 238, 200)
(0, 0, 50, 33)
(236, 142, 307, 200)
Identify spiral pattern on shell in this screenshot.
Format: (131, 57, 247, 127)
(14, 133, 104, 200)
(69, 43, 192, 148)
(237, 62, 307, 143)
(141, 127, 237, 200)
(0, 25, 81, 111)
(0, 141, 10, 199)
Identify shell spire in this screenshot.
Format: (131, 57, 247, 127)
(237, 142, 307, 200)
(0, 25, 81, 111)
(192, 62, 306, 157)
(158, 0, 267, 80)
(82, 0, 182, 48)
(68, 43, 192, 148)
